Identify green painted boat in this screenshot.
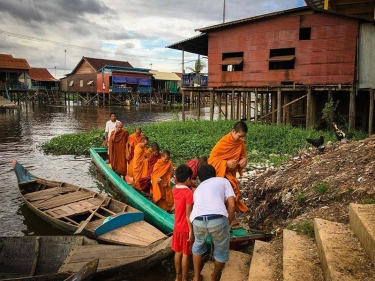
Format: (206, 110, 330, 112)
(90, 147, 271, 250)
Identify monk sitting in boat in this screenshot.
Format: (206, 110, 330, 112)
(132, 136, 149, 190)
(151, 150, 174, 212)
(208, 121, 248, 228)
(127, 127, 144, 178)
(108, 121, 129, 178)
(138, 142, 161, 193)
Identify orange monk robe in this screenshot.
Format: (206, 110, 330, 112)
(127, 133, 143, 177)
(133, 143, 149, 190)
(138, 152, 161, 192)
(145, 147, 153, 159)
(108, 129, 129, 177)
(151, 159, 173, 211)
(208, 132, 248, 212)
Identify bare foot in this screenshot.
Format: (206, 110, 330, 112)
(11, 158, 17, 169)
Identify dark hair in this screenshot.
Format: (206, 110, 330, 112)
(162, 150, 170, 157)
(151, 142, 160, 151)
(197, 164, 216, 182)
(110, 112, 116, 116)
(233, 121, 248, 133)
(175, 164, 193, 183)
(198, 156, 208, 167)
(141, 136, 149, 142)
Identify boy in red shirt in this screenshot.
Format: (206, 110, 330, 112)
(172, 164, 194, 281)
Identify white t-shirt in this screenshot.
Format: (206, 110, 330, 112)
(105, 120, 120, 141)
(190, 177, 235, 222)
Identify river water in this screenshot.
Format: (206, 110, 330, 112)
(0, 102, 214, 281)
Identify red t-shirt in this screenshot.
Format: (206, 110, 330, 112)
(173, 185, 194, 232)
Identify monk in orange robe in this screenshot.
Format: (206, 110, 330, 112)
(127, 127, 143, 177)
(133, 136, 149, 190)
(151, 150, 174, 211)
(208, 121, 248, 226)
(138, 142, 161, 192)
(108, 121, 129, 177)
(186, 156, 208, 190)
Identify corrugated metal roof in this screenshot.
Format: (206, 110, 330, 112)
(0, 54, 31, 70)
(70, 56, 133, 74)
(150, 70, 181, 81)
(218, 57, 243, 65)
(29, 68, 57, 81)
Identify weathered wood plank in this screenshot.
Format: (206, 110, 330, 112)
(24, 186, 76, 202)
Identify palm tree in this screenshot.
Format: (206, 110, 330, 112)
(186, 59, 206, 74)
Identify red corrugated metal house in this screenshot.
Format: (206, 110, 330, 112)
(167, 6, 375, 133)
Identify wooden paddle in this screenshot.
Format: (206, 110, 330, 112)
(74, 199, 105, 234)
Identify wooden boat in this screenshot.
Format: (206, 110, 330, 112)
(12, 159, 168, 247)
(0, 235, 172, 281)
(90, 147, 271, 250)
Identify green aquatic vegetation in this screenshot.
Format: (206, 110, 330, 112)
(40, 120, 368, 166)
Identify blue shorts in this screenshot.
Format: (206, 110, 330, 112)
(192, 216, 230, 263)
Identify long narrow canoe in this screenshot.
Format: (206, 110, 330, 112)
(12, 159, 168, 248)
(90, 147, 270, 250)
(0, 235, 172, 281)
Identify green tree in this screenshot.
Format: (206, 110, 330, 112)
(186, 59, 206, 74)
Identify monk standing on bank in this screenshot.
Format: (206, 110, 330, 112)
(208, 121, 248, 227)
(108, 121, 129, 178)
(127, 127, 143, 178)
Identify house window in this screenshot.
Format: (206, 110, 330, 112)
(219, 52, 243, 71)
(87, 80, 94, 88)
(269, 48, 295, 70)
(69, 80, 74, 86)
(80, 80, 83, 87)
(299, 28, 311, 40)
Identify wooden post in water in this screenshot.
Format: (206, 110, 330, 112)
(369, 89, 374, 135)
(210, 90, 214, 121)
(182, 90, 185, 122)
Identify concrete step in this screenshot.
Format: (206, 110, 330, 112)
(200, 250, 250, 281)
(248, 240, 277, 281)
(314, 218, 375, 281)
(349, 203, 375, 264)
(283, 229, 324, 281)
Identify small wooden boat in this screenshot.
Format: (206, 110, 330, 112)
(12, 159, 168, 247)
(90, 147, 271, 250)
(0, 235, 172, 281)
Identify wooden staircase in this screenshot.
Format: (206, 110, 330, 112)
(203, 203, 375, 281)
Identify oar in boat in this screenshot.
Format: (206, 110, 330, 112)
(74, 200, 106, 235)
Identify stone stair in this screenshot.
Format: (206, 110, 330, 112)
(247, 203, 375, 281)
(208, 203, 375, 281)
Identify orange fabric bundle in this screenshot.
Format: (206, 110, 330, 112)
(108, 129, 129, 177)
(208, 132, 248, 212)
(151, 158, 173, 211)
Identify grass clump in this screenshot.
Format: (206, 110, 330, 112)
(312, 182, 330, 194)
(296, 191, 306, 204)
(286, 220, 315, 238)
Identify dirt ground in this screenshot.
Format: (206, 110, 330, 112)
(235, 134, 375, 279)
(239, 134, 375, 232)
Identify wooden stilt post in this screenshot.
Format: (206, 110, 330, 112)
(210, 90, 214, 121)
(231, 90, 234, 120)
(254, 89, 258, 123)
(218, 92, 222, 119)
(271, 92, 276, 123)
(349, 86, 356, 131)
(306, 87, 312, 128)
(369, 89, 374, 135)
(236, 91, 241, 120)
(225, 92, 228, 120)
(247, 92, 251, 122)
(277, 88, 282, 124)
(182, 90, 185, 122)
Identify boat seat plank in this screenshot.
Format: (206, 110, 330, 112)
(58, 245, 151, 272)
(24, 186, 77, 202)
(98, 221, 166, 246)
(36, 192, 94, 210)
(46, 197, 105, 219)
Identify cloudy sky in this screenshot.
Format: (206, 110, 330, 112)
(0, 0, 305, 78)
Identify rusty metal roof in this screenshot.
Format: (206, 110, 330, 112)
(165, 33, 208, 56)
(70, 56, 133, 74)
(0, 54, 31, 70)
(305, 0, 375, 20)
(29, 68, 57, 82)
